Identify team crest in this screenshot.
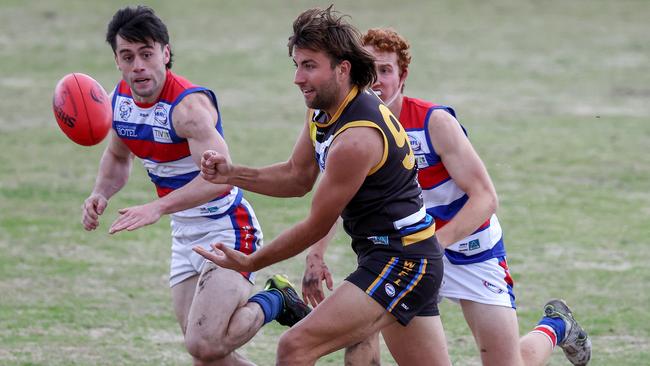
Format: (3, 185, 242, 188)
(409, 135, 421, 152)
(119, 99, 133, 120)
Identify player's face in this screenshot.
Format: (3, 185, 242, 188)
(365, 46, 405, 107)
(292, 47, 341, 113)
(114, 35, 170, 103)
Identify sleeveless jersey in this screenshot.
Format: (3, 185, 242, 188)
(310, 87, 440, 259)
(111, 70, 242, 220)
(399, 96, 505, 264)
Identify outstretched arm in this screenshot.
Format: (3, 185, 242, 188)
(194, 126, 383, 272)
(201, 112, 320, 197)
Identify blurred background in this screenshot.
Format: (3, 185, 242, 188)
(0, 0, 648, 364)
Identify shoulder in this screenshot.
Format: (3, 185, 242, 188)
(428, 108, 458, 125)
(175, 92, 215, 112)
(171, 92, 218, 136)
(333, 126, 382, 155)
(426, 108, 470, 154)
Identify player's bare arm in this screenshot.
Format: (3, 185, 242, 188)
(201, 114, 320, 197)
(109, 93, 233, 234)
(194, 126, 383, 272)
(428, 109, 498, 247)
(82, 131, 133, 231)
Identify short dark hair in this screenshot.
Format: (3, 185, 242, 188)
(106, 5, 173, 69)
(287, 5, 376, 89)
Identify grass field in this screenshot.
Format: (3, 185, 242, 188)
(1, 0, 649, 365)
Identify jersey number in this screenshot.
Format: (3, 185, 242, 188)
(380, 104, 415, 170)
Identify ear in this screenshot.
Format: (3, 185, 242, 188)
(399, 68, 409, 91)
(163, 44, 171, 65)
(399, 68, 409, 85)
(115, 54, 121, 71)
(338, 60, 352, 77)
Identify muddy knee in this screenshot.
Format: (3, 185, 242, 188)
(185, 327, 234, 362)
(277, 330, 313, 364)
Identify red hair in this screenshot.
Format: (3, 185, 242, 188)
(362, 28, 411, 76)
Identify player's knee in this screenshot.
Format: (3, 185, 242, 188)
(277, 330, 313, 364)
(345, 339, 381, 366)
(185, 333, 233, 363)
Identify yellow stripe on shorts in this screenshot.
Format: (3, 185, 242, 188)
(401, 223, 436, 247)
(387, 259, 427, 312)
(365, 256, 398, 295)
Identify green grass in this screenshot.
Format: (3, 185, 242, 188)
(1, 0, 649, 365)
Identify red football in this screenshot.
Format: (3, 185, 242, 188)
(52, 73, 112, 146)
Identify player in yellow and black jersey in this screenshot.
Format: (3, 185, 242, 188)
(310, 86, 441, 261)
(196, 6, 451, 366)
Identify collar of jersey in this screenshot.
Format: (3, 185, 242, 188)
(312, 86, 359, 128)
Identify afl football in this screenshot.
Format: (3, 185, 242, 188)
(52, 73, 111, 146)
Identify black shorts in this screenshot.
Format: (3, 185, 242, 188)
(346, 247, 444, 326)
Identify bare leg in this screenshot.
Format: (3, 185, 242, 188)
(173, 263, 264, 366)
(382, 315, 451, 366)
(276, 281, 397, 366)
(461, 299, 553, 366)
(344, 332, 381, 366)
(519, 331, 554, 366)
(172, 274, 198, 335)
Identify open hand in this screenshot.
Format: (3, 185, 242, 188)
(108, 203, 162, 234)
(193, 242, 255, 272)
(301, 254, 334, 307)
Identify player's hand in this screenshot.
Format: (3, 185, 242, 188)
(301, 253, 334, 307)
(108, 202, 163, 234)
(82, 193, 108, 231)
(201, 150, 232, 184)
(193, 243, 254, 272)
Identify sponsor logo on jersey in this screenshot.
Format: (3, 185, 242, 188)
(368, 235, 389, 245)
(483, 280, 505, 294)
(154, 105, 168, 126)
(199, 205, 223, 214)
(119, 99, 133, 120)
(153, 127, 172, 143)
(384, 283, 396, 297)
(458, 239, 480, 252)
(115, 124, 137, 138)
(416, 155, 428, 168)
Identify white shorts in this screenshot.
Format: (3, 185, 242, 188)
(169, 198, 263, 287)
(438, 254, 516, 308)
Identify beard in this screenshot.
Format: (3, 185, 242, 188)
(305, 75, 339, 111)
